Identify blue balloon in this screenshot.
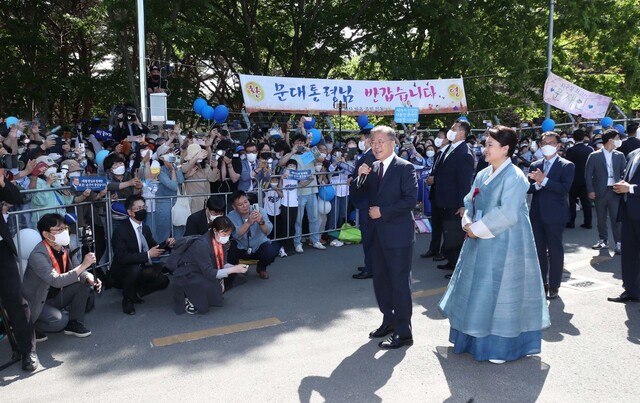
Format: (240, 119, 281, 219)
(357, 115, 369, 129)
(457, 116, 469, 122)
(308, 128, 322, 146)
(95, 150, 110, 166)
(214, 105, 229, 123)
(614, 123, 625, 135)
(601, 117, 613, 128)
(5, 116, 18, 129)
(193, 98, 207, 115)
(318, 185, 335, 201)
(541, 118, 555, 132)
(348, 210, 357, 223)
(201, 105, 215, 120)
(303, 117, 316, 130)
(363, 123, 374, 129)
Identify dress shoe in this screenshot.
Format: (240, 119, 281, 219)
(379, 333, 413, 349)
(547, 288, 559, 300)
(420, 250, 437, 258)
(258, 270, 269, 279)
(352, 271, 373, 279)
(21, 352, 38, 372)
(607, 292, 639, 303)
(565, 222, 575, 229)
(544, 283, 549, 296)
(437, 263, 455, 270)
(122, 298, 136, 315)
(433, 254, 447, 262)
(580, 223, 592, 229)
(369, 325, 395, 338)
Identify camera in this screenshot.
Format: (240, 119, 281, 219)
(260, 152, 274, 160)
(0, 155, 18, 170)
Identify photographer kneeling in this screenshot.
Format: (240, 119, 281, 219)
(172, 216, 249, 315)
(23, 214, 100, 340)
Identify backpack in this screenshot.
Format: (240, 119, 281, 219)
(164, 235, 201, 272)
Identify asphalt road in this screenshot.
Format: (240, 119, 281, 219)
(1, 225, 639, 402)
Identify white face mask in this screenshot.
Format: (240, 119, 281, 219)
(358, 141, 366, 151)
(52, 229, 71, 246)
(434, 138, 444, 148)
(287, 165, 295, 170)
(541, 144, 558, 157)
(270, 182, 279, 188)
(319, 153, 327, 160)
(314, 165, 323, 172)
(112, 165, 125, 175)
(426, 150, 435, 158)
(446, 130, 458, 142)
(209, 213, 221, 222)
(216, 234, 230, 244)
(613, 139, 622, 148)
(44, 167, 57, 178)
(246, 153, 257, 163)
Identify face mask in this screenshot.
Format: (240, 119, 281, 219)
(446, 130, 458, 142)
(520, 143, 528, 148)
(426, 150, 435, 158)
(209, 213, 221, 222)
(216, 234, 230, 244)
(246, 153, 257, 163)
(561, 138, 568, 143)
(319, 153, 327, 160)
(270, 182, 279, 188)
(434, 138, 444, 148)
(314, 165, 322, 172)
(530, 141, 538, 152)
(287, 165, 296, 170)
(52, 229, 70, 246)
(613, 139, 622, 148)
(45, 167, 57, 177)
(326, 144, 333, 152)
(358, 141, 366, 151)
(541, 145, 557, 157)
(112, 165, 125, 175)
(133, 209, 147, 222)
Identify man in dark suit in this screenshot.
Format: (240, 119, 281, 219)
(564, 129, 594, 229)
(352, 125, 418, 349)
(0, 170, 37, 371)
(617, 121, 640, 157)
(585, 129, 626, 254)
(349, 128, 376, 279)
(609, 148, 640, 302)
(184, 195, 226, 236)
(111, 194, 173, 314)
(528, 132, 575, 300)
(431, 120, 475, 272)
(421, 128, 448, 261)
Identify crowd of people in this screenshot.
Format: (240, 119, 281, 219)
(1, 110, 639, 371)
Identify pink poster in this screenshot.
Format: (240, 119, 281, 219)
(543, 72, 611, 119)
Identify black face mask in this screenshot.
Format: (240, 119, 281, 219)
(134, 209, 147, 222)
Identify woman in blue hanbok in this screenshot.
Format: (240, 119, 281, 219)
(438, 125, 550, 364)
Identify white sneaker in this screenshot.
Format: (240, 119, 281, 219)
(295, 244, 304, 253)
(330, 239, 344, 247)
(278, 246, 288, 258)
(312, 242, 327, 250)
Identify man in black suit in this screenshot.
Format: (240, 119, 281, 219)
(0, 170, 37, 371)
(184, 195, 226, 236)
(111, 195, 173, 314)
(528, 132, 575, 300)
(617, 121, 640, 157)
(352, 125, 418, 349)
(431, 120, 475, 272)
(609, 148, 640, 302)
(349, 128, 376, 279)
(564, 129, 593, 229)
(421, 128, 448, 261)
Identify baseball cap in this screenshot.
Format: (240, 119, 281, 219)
(35, 155, 57, 167)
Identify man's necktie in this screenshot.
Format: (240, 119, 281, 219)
(544, 160, 550, 173)
(378, 162, 384, 184)
(137, 226, 149, 253)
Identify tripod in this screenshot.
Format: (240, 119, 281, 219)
(0, 300, 20, 371)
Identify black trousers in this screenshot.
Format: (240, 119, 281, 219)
(621, 210, 640, 298)
(568, 183, 592, 226)
(532, 220, 565, 289)
(0, 241, 34, 354)
(428, 204, 444, 254)
(439, 207, 465, 265)
(227, 241, 280, 272)
(115, 264, 170, 301)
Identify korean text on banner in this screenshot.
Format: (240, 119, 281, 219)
(239, 74, 467, 116)
(543, 72, 612, 119)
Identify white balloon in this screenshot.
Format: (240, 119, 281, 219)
(14, 228, 42, 261)
(317, 200, 332, 215)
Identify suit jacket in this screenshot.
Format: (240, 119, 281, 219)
(184, 209, 209, 236)
(617, 137, 640, 157)
(564, 143, 594, 187)
(351, 155, 417, 249)
(111, 219, 158, 271)
(0, 180, 23, 255)
(433, 143, 475, 209)
(23, 242, 89, 323)
(619, 149, 640, 221)
(350, 149, 376, 210)
(528, 157, 575, 225)
(585, 149, 626, 197)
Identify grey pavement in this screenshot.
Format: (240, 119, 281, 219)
(1, 225, 639, 402)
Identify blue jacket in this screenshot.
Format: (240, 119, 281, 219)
(433, 143, 475, 209)
(528, 156, 575, 225)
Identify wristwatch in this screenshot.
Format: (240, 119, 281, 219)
(258, 221, 265, 225)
